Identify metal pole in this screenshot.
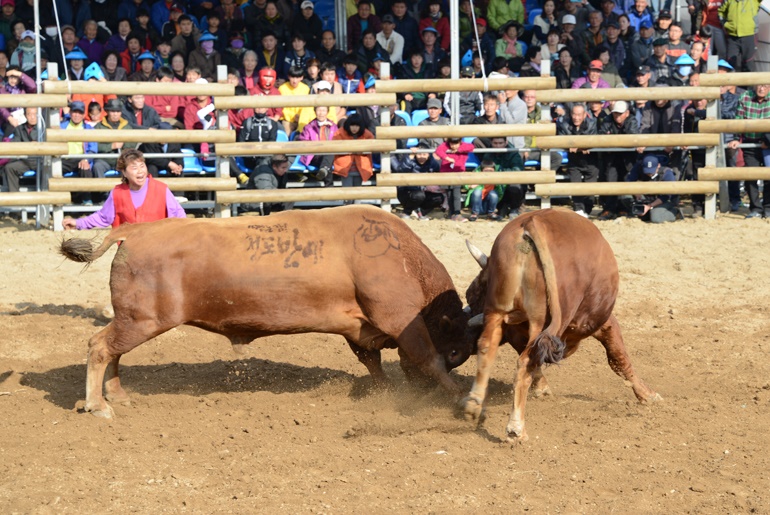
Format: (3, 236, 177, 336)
(449, 0, 460, 125)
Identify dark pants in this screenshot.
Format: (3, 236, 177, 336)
(397, 188, 444, 215)
(726, 147, 742, 206)
(3, 158, 39, 192)
(709, 25, 728, 61)
(727, 35, 756, 72)
(600, 153, 636, 213)
(309, 154, 334, 186)
(447, 185, 463, 215)
(497, 184, 527, 216)
(142, 142, 183, 177)
(742, 146, 768, 214)
(567, 158, 599, 213)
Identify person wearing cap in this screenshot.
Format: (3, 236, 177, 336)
(393, 142, 441, 221)
(600, 21, 625, 72)
(59, 101, 100, 204)
(596, 100, 641, 219)
(298, 101, 338, 185)
(199, 12, 227, 55)
(347, 1, 381, 51)
(160, 4, 185, 42)
(645, 38, 674, 84)
(571, 59, 610, 89)
(416, 97, 450, 148)
(629, 19, 655, 70)
(625, 155, 681, 223)
(63, 149, 186, 230)
(65, 49, 89, 80)
(293, 0, 323, 51)
(418, 25, 447, 76)
(94, 99, 138, 176)
(419, 0, 450, 51)
(444, 65, 483, 124)
(188, 32, 221, 82)
(667, 53, 695, 86)
(633, 64, 652, 87)
(727, 83, 770, 217)
(562, 0, 590, 36)
(557, 103, 599, 217)
(377, 13, 404, 64)
(151, 0, 182, 34)
(459, 17, 495, 65)
(2, 107, 44, 192)
(559, 14, 587, 68)
(654, 9, 672, 39)
(487, 0, 524, 31)
(9, 29, 35, 73)
(129, 51, 159, 81)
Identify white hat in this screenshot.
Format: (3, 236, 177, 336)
(562, 14, 577, 24)
(194, 77, 208, 84)
(315, 80, 332, 91)
(301, 0, 313, 8)
(611, 100, 629, 114)
(21, 30, 36, 40)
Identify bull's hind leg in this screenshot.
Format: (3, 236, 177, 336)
(593, 314, 662, 403)
(463, 312, 506, 422)
(104, 354, 131, 406)
(85, 324, 118, 418)
(505, 323, 545, 443)
(530, 366, 552, 398)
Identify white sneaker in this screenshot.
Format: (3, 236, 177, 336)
(574, 210, 588, 218)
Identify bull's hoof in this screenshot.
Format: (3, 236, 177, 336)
(461, 396, 484, 422)
(85, 403, 115, 419)
(645, 392, 663, 403)
(531, 386, 552, 399)
(505, 427, 529, 444)
(105, 391, 131, 406)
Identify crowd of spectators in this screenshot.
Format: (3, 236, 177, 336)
(0, 0, 767, 221)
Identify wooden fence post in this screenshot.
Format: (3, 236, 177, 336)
(46, 62, 65, 231)
(705, 55, 720, 220)
(539, 60, 552, 210)
(216, 65, 231, 218)
(379, 62, 392, 213)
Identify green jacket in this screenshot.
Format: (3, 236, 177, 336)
(719, 0, 760, 37)
(487, 0, 525, 31)
(465, 163, 507, 207)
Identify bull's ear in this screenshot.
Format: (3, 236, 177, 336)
(466, 240, 488, 269)
(440, 315, 452, 333)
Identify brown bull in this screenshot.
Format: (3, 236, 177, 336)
(59, 206, 473, 418)
(462, 209, 661, 442)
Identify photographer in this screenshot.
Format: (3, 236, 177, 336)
(625, 155, 681, 223)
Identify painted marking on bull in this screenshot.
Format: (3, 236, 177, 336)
(353, 217, 400, 257)
(245, 224, 324, 267)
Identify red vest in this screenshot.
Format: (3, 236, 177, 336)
(112, 176, 169, 228)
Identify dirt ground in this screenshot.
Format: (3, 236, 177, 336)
(1, 208, 769, 514)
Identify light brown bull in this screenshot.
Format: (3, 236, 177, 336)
(462, 209, 661, 442)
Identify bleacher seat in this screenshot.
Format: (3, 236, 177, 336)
(394, 110, 411, 126)
(181, 148, 204, 174)
(410, 109, 429, 126)
(527, 8, 542, 27)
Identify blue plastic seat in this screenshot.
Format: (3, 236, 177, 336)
(181, 148, 204, 174)
(411, 109, 429, 126)
(276, 130, 289, 142)
(22, 170, 36, 178)
(104, 170, 120, 178)
(394, 110, 411, 125)
(527, 8, 542, 26)
(465, 153, 480, 170)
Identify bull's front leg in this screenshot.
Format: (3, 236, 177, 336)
(462, 312, 505, 423)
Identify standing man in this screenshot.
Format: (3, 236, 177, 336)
(597, 101, 641, 220)
(719, 0, 760, 72)
(557, 103, 599, 217)
(727, 84, 770, 218)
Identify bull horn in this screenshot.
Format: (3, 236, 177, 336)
(463, 306, 472, 314)
(465, 240, 488, 269)
(468, 314, 485, 328)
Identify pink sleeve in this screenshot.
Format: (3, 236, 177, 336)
(165, 189, 187, 218)
(75, 192, 116, 229)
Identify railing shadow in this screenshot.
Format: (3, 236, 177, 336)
(4, 303, 109, 326)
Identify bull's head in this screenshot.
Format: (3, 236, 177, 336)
(464, 240, 490, 353)
(437, 311, 474, 370)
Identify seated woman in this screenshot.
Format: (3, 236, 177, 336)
(299, 103, 338, 185)
(331, 114, 374, 197)
(63, 149, 186, 230)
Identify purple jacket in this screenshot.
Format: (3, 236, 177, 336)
(0, 72, 37, 125)
(571, 76, 611, 89)
(299, 119, 338, 165)
(78, 37, 105, 66)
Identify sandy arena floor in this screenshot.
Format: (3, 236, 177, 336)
(1, 208, 769, 513)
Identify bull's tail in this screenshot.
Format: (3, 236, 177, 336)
(523, 218, 566, 367)
(59, 225, 137, 263)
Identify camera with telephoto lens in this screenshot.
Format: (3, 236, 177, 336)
(631, 203, 648, 216)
